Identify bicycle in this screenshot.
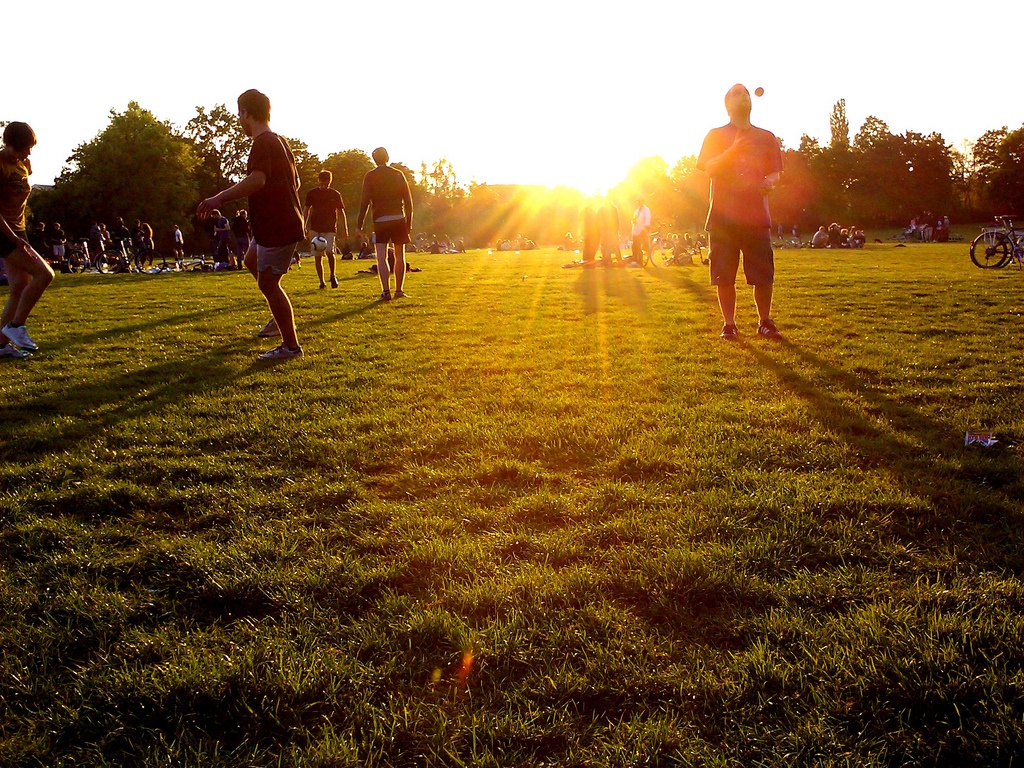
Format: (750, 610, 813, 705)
(969, 216, 1024, 269)
(650, 241, 705, 267)
(130, 243, 164, 272)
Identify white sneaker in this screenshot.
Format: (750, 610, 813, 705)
(0, 343, 31, 359)
(258, 344, 303, 361)
(2, 324, 38, 351)
(257, 318, 281, 338)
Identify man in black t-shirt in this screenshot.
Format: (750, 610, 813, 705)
(232, 210, 251, 269)
(198, 89, 305, 360)
(304, 170, 347, 289)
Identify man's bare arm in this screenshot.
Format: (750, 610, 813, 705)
(402, 178, 413, 230)
(197, 172, 266, 218)
(338, 202, 349, 239)
(356, 180, 370, 232)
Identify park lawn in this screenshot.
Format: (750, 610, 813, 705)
(1, 243, 1022, 766)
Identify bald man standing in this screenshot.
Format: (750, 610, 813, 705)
(357, 148, 414, 301)
(697, 84, 784, 341)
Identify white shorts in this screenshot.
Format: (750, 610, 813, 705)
(52, 244, 65, 258)
(310, 231, 335, 253)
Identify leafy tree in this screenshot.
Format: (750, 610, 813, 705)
(182, 104, 250, 183)
(37, 103, 197, 244)
(973, 125, 1024, 216)
(669, 155, 709, 230)
(830, 99, 850, 151)
(283, 136, 321, 197)
(321, 149, 374, 232)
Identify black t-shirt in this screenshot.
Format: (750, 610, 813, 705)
(113, 225, 131, 241)
(247, 132, 304, 247)
(232, 215, 250, 238)
(304, 187, 344, 233)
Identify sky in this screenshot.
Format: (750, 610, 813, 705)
(8, 0, 1024, 194)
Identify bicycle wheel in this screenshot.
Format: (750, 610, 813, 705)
(970, 231, 1012, 269)
(649, 246, 674, 267)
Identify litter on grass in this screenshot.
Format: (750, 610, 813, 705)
(965, 431, 999, 447)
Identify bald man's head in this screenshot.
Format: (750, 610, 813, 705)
(725, 84, 752, 122)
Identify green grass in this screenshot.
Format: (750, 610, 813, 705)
(2, 243, 1023, 766)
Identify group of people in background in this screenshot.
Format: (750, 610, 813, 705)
(905, 214, 951, 243)
(810, 223, 866, 249)
(2, 82, 789, 359)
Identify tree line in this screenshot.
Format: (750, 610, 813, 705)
(19, 100, 1024, 251)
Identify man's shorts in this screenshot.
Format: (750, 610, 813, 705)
(256, 242, 298, 275)
(52, 244, 65, 258)
(709, 226, 774, 286)
(373, 218, 410, 245)
(309, 231, 335, 252)
(0, 231, 24, 259)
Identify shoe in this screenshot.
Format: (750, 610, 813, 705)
(394, 290, 409, 299)
(258, 344, 303, 361)
(2, 324, 38, 351)
(376, 291, 392, 302)
(0, 343, 31, 359)
(257, 319, 281, 338)
(757, 320, 783, 340)
(319, 282, 327, 290)
(720, 324, 739, 341)
(330, 276, 338, 289)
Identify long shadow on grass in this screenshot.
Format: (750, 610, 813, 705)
(0, 341, 258, 462)
(41, 300, 252, 354)
(300, 299, 384, 329)
(746, 342, 1024, 570)
(574, 265, 649, 315)
(643, 263, 716, 302)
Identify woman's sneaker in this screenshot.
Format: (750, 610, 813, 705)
(720, 323, 739, 341)
(0, 343, 31, 359)
(376, 290, 392, 302)
(757, 320, 783, 340)
(2, 323, 38, 351)
(258, 344, 303, 361)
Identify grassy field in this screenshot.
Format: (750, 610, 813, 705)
(1, 243, 1023, 767)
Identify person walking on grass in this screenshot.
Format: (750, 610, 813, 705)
(304, 170, 347, 290)
(0, 122, 55, 359)
(356, 147, 413, 301)
(197, 89, 305, 360)
(697, 83, 784, 341)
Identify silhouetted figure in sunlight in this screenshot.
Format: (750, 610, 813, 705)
(1, 122, 54, 359)
(357, 147, 414, 301)
(630, 198, 651, 266)
(581, 203, 600, 261)
(197, 89, 305, 360)
(697, 84, 784, 341)
(599, 198, 621, 262)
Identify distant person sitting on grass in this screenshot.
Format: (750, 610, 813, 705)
(357, 147, 414, 301)
(811, 226, 828, 249)
(198, 88, 305, 360)
(0, 122, 55, 359)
